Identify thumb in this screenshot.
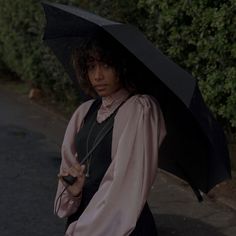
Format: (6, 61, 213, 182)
(81, 165, 86, 172)
(60, 169, 69, 176)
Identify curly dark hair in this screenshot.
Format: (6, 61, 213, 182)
(72, 35, 136, 97)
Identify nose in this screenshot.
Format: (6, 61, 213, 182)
(94, 64, 103, 81)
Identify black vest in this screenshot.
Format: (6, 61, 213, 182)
(67, 99, 114, 226)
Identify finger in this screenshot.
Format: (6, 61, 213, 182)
(58, 175, 68, 187)
(74, 163, 83, 170)
(77, 165, 86, 177)
(68, 166, 80, 177)
(80, 165, 86, 173)
(73, 163, 86, 175)
(58, 171, 68, 179)
(60, 169, 68, 175)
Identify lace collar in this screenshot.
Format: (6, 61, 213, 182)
(97, 89, 130, 123)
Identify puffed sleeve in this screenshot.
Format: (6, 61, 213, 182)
(54, 100, 94, 218)
(65, 95, 166, 236)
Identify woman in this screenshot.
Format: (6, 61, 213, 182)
(55, 36, 166, 236)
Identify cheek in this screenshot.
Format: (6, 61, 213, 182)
(114, 76, 122, 86)
(110, 71, 120, 84)
(87, 73, 94, 84)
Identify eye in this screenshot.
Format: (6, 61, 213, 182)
(87, 63, 95, 71)
(102, 63, 110, 69)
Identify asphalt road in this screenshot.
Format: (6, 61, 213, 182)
(0, 85, 236, 236)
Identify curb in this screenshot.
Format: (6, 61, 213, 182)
(207, 171, 236, 211)
(160, 170, 236, 212)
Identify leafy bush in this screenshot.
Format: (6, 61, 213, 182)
(0, 0, 78, 107)
(137, 0, 236, 129)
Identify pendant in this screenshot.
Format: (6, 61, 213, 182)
(85, 167, 90, 178)
(86, 159, 91, 178)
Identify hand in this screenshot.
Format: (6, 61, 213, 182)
(59, 163, 86, 197)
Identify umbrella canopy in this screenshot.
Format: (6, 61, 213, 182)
(42, 2, 231, 201)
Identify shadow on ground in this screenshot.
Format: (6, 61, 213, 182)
(0, 125, 65, 236)
(154, 214, 226, 236)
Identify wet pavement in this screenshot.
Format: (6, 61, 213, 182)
(0, 85, 236, 235)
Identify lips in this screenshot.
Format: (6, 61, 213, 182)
(94, 84, 107, 90)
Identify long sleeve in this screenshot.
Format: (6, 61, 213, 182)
(54, 100, 94, 218)
(65, 95, 166, 236)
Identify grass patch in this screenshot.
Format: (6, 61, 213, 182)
(0, 70, 30, 95)
(0, 79, 30, 95)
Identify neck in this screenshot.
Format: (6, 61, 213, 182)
(96, 88, 130, 123)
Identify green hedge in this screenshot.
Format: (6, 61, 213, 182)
(136, 0, 236, 129)
(0, 0, 235, 130)
(0, 0, 79, 110)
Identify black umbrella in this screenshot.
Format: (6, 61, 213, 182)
(42, 2, 231, 201)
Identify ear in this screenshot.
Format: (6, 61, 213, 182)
(115, 74, 121, 84)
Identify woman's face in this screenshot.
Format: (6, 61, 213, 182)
(87, 57, 122, 97)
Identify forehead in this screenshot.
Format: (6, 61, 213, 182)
(87, 55, 113, 67)
(87, 52, 101, 63)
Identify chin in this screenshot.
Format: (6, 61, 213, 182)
(97, 91, 111, 97)
(96, 88, 120, 97)
(99, 93, 111, 97)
